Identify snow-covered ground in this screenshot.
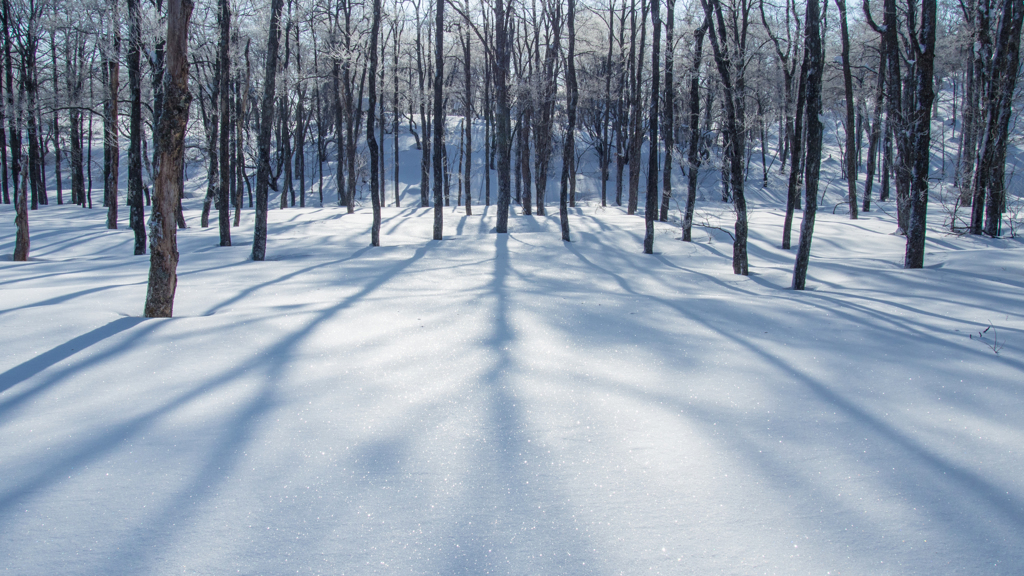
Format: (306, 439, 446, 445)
(2, 176, 1022, 574)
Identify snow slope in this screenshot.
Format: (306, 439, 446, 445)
(2, 185, 1022, 575)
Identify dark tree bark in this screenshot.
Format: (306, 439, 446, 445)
(558, 0, 576, 241)
(68, 34, 85, 208)
(369, 0, 382, 245)
(14, 162, 29, 260)
(235, 37, 248, 224)
(972, 0, 1022, 236)
(145, 0, 193, 317)
(4, 0, 22, 216)
(601, 0, 614, 207)
(682, 15, 707, 242)
(904, 0, 938, 266)
(627, 0, 647, 215)
(416, 0, 430, 208)
(251, 0, 284, 261)
(759, 0, 798, 174)
(461, 28, 472, 216)
(0, 2, 6, 206)
(782, 36, 808, 249)
(959, 0, 988, 206)
(792, 0, 823, 290)
(104, 0, 120, 229)
(533, 0, 562, 217)
(432, 0, 444, 239)
(50, 29, 63, 205)
(332, 56, 345, 206)
(835, 0, 857, 219)
(25, 26, 43, 211)
(614, 1, 627, 206)
(217, 0, 231, 245)
(10, 0, 27, 259)
(343, 2, 356, 214)
(867, 0, 909, 233)
(702, 0, 750, 275)
(862, 41, 885, 213)
(659, 0, 674, 222)
(198, 60, 218, 228)
(643, 0, 659, 253)
(128, 0, 147, 254)
(393, 14, 401, 207)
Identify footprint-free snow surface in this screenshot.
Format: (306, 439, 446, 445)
(2, 199, 1022, 575)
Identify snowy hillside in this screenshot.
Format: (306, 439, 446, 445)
(2, 170, 1023, 573)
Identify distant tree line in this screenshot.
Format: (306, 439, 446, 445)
(2, 0, 1021, 305)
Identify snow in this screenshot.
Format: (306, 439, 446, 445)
(2, 121, 1023, 574)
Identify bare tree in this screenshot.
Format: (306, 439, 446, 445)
(369, 0, 382, 245)
(251, 0, 285, 261)
(792, 0, 823, 290)
(682, 14, 708, 242)
(643, 0, 660, 253)
(145, 0, 193, 317)
(128, 0, 147, 253)
(835, 0, 858, 219)
(432, 0, 444, 239)
(702, 0, 752, 275)
(558, 0, 577, 241)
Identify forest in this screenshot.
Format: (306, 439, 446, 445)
(1, 0, 1023, 573)
(3, 0, 1021, 293)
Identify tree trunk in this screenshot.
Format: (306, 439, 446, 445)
(862, 42, 885, 213)
(251, 0, 284, 261)
(792, 0, 823, 290)
(104, 0, 120, 229)
(836, 0, 858, 219)
(703, 0, 749, 275)
(973, 0, 1022, 236)
(145, 0, 193, 317)
(782, 41, 808, 249)
(432, 0, 444, 239)
(601, 0, 614, 208)
(128, 0, 147, 253)
(416, 0, 430, 208)
(904, 0, 937, 266)
(393, 17, 401, 207)
(627, 0, 647, 215)
(682, 17, 707, 242)
(660, 0, 674, 222)
(50, 31, 63, 205)
(368, 0, 382, 245)
(26, 36, 43, 211)
(643, 0, 660, 253)
(462, 30, 472, 216)
(559, 0, 576, 241)
(215, 0, 230, 244)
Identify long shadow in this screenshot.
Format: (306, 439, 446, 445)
(203, 246, 373, 316)
(0, 259, 141, 287)
(441, 234, 597, 574)
(0, 316, 146, 397)
(1, 242, 440, 572)
(0, 283, 145, 317)
(570, 245, 1024, 540)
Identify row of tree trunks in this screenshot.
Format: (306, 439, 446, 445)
(970, 0, 1023, 237)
